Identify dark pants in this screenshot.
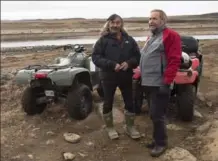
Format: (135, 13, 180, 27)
(142, 86, 170, 146)
(101, 73, 134, 114)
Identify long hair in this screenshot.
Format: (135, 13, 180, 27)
(100, 19, 128, 36)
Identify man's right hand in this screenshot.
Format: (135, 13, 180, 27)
(114, 64, 121, 72)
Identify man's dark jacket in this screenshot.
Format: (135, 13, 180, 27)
(92, 32, 141, 80)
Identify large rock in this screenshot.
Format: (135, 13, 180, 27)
(63, 152, 75, 160)
(63, 133, 81, 143)
(200, 120, 218, 161)
(162, 147, 197, 161)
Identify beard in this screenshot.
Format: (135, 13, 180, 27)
(109, 27, 120, 33)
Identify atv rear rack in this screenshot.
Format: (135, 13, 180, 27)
(23, 64, 75, 72)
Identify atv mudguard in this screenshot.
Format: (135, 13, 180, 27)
(174, 58, 199, 84)
(15, 67, 91, 87)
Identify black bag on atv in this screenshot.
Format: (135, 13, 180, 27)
(181, 36, 199, 54)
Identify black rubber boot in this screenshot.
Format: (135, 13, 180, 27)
(150, 145, 167, 157)
(146, 141, 155, 149)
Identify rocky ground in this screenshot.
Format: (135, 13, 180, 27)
(1, 39, 218, 161)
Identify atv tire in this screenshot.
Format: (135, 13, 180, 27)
(66, 84, 93, 120)
(176, 84, 196, 122)
(21, 87, 47, 115)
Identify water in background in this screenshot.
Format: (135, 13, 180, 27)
(1, 35, 218, 48)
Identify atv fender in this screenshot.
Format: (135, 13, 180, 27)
(15, 69, 36, 85)
(49, 67, 91, 88)
(174, 70, 198, 84)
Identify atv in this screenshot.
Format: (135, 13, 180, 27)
(132, 36, 203, 122)
(15, 44, 102, 120)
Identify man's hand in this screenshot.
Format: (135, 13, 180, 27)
(120, 62, 129, 71)
(114, 64, 121, 72)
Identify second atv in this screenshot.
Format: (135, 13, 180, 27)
(132, 36, 203, 121)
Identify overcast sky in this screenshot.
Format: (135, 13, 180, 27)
(1, 1, 218, 20)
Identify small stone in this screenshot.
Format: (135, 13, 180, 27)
(29, 133, 37, 138)
(194, 110, 203, 118)
(162, 147, 197, 161)
(65, 119, 72, 123)
(11, 155, 21, 160)
(167, 124, 183, 130)
(63, 152, 75, 160)
(28, 154, 34, 159)
(46, 139, 55, 145)
(46, 131, 55, 136)
(196, 122, 212, 134)
(63, 133, 81, 143)
(197, 92, 205, 102)
(141, 133, 146, 137)
(32, 128, 40, 132)
(85, 141, 94, 146)
(78, 152, 87, 157)
(207, 102, 213, 107)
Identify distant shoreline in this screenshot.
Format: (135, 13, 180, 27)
(1, 12, 218, 42)
(1, 12, 218, 22)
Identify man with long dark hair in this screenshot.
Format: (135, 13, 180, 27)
(92, 14, 141, 140)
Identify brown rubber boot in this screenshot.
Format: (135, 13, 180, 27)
(103, 112, 119, 140)
(124, 111, 141, 139)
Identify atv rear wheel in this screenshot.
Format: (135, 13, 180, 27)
(176, 84, 196, 122)
(21, 87, 47, 115)
(66, 84, 93, 120)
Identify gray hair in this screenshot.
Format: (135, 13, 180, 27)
(100, 20, 127, 36)
(151, 9, 168, 24)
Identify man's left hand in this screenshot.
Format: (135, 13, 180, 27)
(120, 62, 129, 71)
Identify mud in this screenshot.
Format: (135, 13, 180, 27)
(1, 40, 218, 161)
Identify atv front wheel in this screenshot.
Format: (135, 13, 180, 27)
(66, 84, 93, 120)
(176, 84, 196, 121)
(21, 87, 47, 115)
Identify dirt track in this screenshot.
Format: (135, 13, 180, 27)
(1, 39, 218, 161)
